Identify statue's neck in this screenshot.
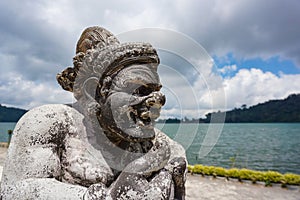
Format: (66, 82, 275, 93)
(103, 130, 153, 153)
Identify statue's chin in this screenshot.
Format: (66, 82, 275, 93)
(98, 98, 158, 142)
(98, 114, 156, 142)
(114, 116, 156, 142)
(121, 126, 156, 142)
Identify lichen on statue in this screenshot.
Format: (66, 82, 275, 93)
(0, 26, 187, 200)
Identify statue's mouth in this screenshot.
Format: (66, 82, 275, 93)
(100, 91, 165, 142)
(129, 105, 160, 129)
(128, 92, 164, 129)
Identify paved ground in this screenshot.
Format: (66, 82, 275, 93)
(0, 147, 299, 199)
(0, 147, 7, 166)
(186, 174, 299, 200)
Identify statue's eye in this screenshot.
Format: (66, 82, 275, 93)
(134, 85, 153, 96)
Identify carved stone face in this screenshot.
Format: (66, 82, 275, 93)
(98, 64, 166, 142)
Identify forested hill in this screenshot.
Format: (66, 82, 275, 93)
(0, 104, 27, 122)
(205, 94, 300, 123)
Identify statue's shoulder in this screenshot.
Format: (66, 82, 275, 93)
(154, 128, 186, 160)
(12, 104, 84, 146)
(18, 104, 83, 125)
(22, 104, 81, 119)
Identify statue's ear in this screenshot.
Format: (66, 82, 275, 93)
(100, 76, 112, 97)
(95, 76, 112, 104)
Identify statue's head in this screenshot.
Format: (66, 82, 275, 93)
(57, 26, 165, 142)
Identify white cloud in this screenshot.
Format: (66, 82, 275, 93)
(158, 58, 226, 119)
(218, 64, 237, 74)
(223, 68, 300, 109)
(0, 72, 73, 109)
(159, 67, 300, 119)
(0, 0, 300, 118)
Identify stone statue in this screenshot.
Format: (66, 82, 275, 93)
(0, 26, 187, 199)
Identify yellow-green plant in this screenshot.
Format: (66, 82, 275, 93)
(188, 164, 300, 186)
(226, 168, 240, 179)
(284, 173, 300, 185)
(264, 171, 283, 183)
(238, 168, 254, 180)
(213, 167, 227, 177)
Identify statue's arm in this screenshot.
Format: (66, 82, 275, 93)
(85, 134, 175, 199)
(156, 129, 187, 200)
(82, 133, 185, 200)
(1, 176, 87, 199)
(1, 145, 87, 199)
(0, 105, 88, 199)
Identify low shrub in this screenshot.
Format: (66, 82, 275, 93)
(213, 167, 227, 177)
(188, 164, 300, 186)
(238, 168, 254, 180)
(192, 164, 205, 175)
(226, 168, 240, 179)
(284, 173, 300, 185)
(263, 171, 283, 183)
(187, 165, 193, 173)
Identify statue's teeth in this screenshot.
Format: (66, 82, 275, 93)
(137, 119, 145, 126)
(140, 111, 150, 119)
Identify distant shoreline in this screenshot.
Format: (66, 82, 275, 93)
(1, 93, 300, 123)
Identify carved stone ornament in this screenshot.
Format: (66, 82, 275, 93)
(0, 26, 187, 200)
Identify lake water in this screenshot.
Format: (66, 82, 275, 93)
(156, 123, 300, 175)
(0, 122, 15, 143)
(1, 122, 299, 174)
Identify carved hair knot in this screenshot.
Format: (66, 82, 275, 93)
(57, 26, 160, 102)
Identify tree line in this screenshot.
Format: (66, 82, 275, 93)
(1, 93, 299, 123)
(157, 93, 300, 123)
(0, 104, 27, 122)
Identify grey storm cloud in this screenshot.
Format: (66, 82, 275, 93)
(1, 0, 299, 78)
(0, 0, 300, 113)
(182, 0, 300, 64)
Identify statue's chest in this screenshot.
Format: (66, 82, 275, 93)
(61, 137, 115, 187)
(59, 128, 154, 187)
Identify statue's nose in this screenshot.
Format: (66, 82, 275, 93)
(145, 91, 166, 108)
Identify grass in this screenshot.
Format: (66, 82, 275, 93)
(188, 164, 300, 186)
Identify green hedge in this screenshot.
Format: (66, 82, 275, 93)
(188, 164, 300, 186)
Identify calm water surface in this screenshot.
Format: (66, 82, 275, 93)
(156, 123, 300, 174)
(0, 122, 15, 142)
(1, 122, 299, 174)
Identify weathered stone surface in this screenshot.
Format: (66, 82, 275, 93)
(0, 26, 187, 199)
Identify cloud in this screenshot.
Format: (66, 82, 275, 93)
(159, 67, 300, 119)
(218, 64, 237, 75)
(2, 0, 300, 66)
(0, 72, 73, 109)
(223, 68, 300, 109)
(173, 0, 300, 66)
(0, 0, 300, 118)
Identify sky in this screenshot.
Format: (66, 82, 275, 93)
(0, 0, 300, 119)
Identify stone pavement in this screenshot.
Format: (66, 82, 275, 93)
(186, 174, 299, 200)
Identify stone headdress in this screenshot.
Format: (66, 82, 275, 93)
(56, 26, 160, 103)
